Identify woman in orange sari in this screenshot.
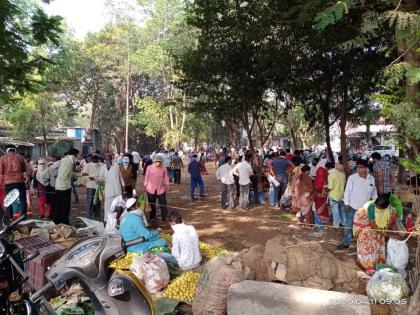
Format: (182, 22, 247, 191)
(296, 165, 314, 226)
(314, 159, 329, 223)
(353, 196, 398, 274)
(290, 156, 303, 213)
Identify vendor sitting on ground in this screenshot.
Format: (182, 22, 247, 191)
(119, 200, 167, 253)
(353, 196, 399, 275)
(168, 211, 202, 270)
(124, 197, 149, 227)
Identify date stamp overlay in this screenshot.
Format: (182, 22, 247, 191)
(330, 298, 407, 305)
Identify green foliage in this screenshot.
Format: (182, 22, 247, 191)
(0, 0, 63, 103)
(400, 156, 420, 173)
(315, 0, 354, 30)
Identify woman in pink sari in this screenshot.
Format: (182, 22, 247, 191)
(314, 159, 329, 223)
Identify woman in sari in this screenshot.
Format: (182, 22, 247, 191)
(296, 165, 314, 226)
(290, 156, 303, 212)
(314, 159, 329, 223)
(353, 196, 398, 274)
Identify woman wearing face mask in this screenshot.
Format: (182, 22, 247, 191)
(119, 156, 136, 198)
(99, 153, 125, 221)
(143, 155, 170, 222)
(33, 159, 52, 219)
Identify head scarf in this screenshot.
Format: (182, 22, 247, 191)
(36, 159, 49, 186)
(315, 158, 328, 172)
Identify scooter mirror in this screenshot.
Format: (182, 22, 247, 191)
(3, 189, 19, 208)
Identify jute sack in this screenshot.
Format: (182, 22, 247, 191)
(238, 245, 274, 281)
(192, 252, 250, 315)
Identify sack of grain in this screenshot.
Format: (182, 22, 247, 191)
(238, 245, 274, 282)
(192, 252, 250, 315)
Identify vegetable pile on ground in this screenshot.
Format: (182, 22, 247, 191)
(160, 233, 229, 259)
(162, 271, 201, 302)
(50, 283, 92, 315)
(109, 252, 140, 269)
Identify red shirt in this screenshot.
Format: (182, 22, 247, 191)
(285, 153, 293, 161)
(0, 153, 29, 184)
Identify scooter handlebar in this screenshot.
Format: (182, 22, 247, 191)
(31, 282, 53, 302)
(123, 237, 146, 249)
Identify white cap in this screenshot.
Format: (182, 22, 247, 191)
(125, 198, 136, 209)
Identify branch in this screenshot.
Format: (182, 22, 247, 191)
(387, 41, 418, 68)
(393, 0, 402, 13)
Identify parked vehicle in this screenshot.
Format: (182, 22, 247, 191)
(0, 189, 54, 315)
(32, 235, 154, 315)
(362, 145, 399, 161)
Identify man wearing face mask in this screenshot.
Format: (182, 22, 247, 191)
(82, 154, 103, 219)
(143, 155, 170, 222)
(119, 156, 136, 198)
(99, 153, 125, 221)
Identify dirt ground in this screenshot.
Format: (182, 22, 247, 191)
(28, 163, 416, 314)
(28, 162, 417, 276)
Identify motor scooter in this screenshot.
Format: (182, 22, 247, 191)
(32, 235, 155, 315)
(0, 189, 54, 315)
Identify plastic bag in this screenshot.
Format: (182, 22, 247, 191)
(366, 268, 410, 301)
(130, 252, 170, 293)
(386, 238, 409, 276)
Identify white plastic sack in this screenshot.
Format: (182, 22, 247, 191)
(130, 252, 170, 293)
(78, 217, 105, 235)
(104, 213, 118, 235)
(386, 238, 409, 275)
(366, 268, 410, 301)
(267, 176, 280, 187)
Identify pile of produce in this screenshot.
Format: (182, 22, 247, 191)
(162, 271, 201, 302)
(160, 233, 229, 259)
(109, 252, 140, 269)
(200, 242, 228, 259)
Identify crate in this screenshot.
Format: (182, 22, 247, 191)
(25, 243, 66, 291)
(14, 235, 54, 258)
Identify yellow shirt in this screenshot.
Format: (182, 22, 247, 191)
(327, 169, 346, 201)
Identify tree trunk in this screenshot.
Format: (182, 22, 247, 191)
(42, 125, 48, 157)
(366, 121, 372, 147)
(242, 112, 255, 153)
(339, 106, 350, 177)
(322, 110, 334, 161)
(289, 127, 298, 151)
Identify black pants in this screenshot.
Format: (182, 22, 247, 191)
(147, 192, 168, 220)
(53, 189, 71, 225)
(174, 169, 181, 184)
(5, 182, 27, 218)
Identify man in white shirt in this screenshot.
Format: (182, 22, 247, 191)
(337, 159, 377, 250)
(99, 153, 125, 221)
(216, 156, 235, 209)
(232, 154, 253, 210)
(54, 148, 79, 225)
(82, 154, 103, 219)
(167, 211, 201, 270)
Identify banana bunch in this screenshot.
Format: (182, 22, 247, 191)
(162, 272, 201, 302)
(199, 242, 228, 259)
(109, 252, 140, 269)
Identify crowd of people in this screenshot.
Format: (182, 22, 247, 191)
(212, 146, 402, 274)
(0, 143, 406, 275)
